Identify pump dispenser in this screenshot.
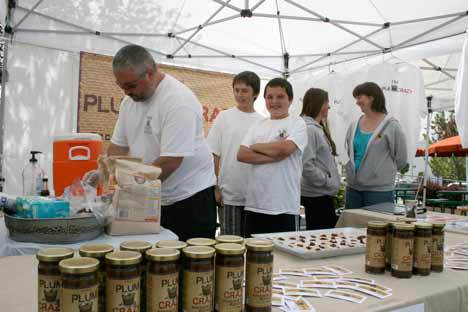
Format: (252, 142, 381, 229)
(22, 151, 44, 195)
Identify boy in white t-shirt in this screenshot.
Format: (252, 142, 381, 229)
(207, 71, 263, 236)
(237, 78, 307, 237)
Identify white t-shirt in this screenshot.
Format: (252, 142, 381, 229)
(207, 107, 263, 206)
(111, 74, 216, 205)
(241, 115, 307, 215)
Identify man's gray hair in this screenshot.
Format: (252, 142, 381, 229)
(112, 44, 156, 74)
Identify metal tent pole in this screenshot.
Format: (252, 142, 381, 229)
(423, 96, 433, 207)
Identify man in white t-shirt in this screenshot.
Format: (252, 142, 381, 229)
(237, 78, 307, 237)
(109, 44, 217, 241)
(207, 71, 263, 236)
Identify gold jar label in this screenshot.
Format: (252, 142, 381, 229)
(215, 266, 244, 312)
(62, 285, 98, 312)
(106, 277, 141, 311)
(365, 235, 386, 268)
(183, 270, 214, 312)
(431, 234, 444, 266)
(414, 236, 432, 269)
(246, 263, 272, 308)
(38, 275, 61, 312)
(391, 237, 414, 272)
(147, 272, 179, 312)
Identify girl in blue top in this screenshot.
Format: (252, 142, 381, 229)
(345, 82, 408, 209)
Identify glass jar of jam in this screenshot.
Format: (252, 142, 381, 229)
(365, 221, 387, 274)
(106, 251, 142, 311)
(245, 239, 274, 312)
(59, 257, 99, 312)
(37, 247, 74, 312)
(120, 241, 152, 312)
(182, 246, 215, 312)
(431, 222, 445, 273)
(79, 243, 114, 312)
(216, 235, 244, 245)
(413, 222, 432, 276)
(186, 238, 217, 247)
(156, 240, 188, 251)
(146, 248, 180, 312)
(391, 223, 415, 278)
(385, 222, 398, 271)
(214, 243, 245, 312)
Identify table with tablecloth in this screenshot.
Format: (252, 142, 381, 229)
(0, 216, 177, 257)
(1, 232, 468, 312)
(336, 209, 468, 235)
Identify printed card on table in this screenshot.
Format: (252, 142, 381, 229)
(325, 290, 366, 304)
(283, 287, 322, 298)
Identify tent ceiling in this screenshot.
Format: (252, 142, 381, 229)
(3, 0, 468, 95)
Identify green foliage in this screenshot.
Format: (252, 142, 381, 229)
(428, 112, 466, 181)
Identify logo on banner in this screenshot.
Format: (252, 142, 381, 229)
(382, 80, 414, 94)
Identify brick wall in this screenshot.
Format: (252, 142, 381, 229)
(77, 52, 235, 149)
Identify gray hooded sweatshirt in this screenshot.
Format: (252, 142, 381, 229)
(301, 116, 340, 197)
(345, 115, 408, 192)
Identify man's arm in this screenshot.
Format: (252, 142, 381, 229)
(237, 146, 280, 164)
(107, 142, 129, 156)
(250, 141, 298, 159)
(152, 156, 183, 182)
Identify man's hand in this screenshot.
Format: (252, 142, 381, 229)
(107, 142, 129, 156)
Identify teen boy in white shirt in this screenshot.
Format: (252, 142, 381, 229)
(207, 71, 263, 236)
(237, 78, 307, 237)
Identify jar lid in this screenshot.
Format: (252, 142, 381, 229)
(414, 222, 433, 229)
(396, 217, 417, 224)
(186, 238, 217, 247)
(79, 243, 114, 258)
(367, 221, 388, 229)
(120, 241, 153, 253)
(156, 240, 188, 250)
(146, 248, 180, 261)
(183, 246, 215, 259)
(216, 235, 244, 244)
(245, 239, 274, 252)
(215, 243, 245, 255)
(106, 251, 142, 265)
(394, 223, 415, 231)
(59, 257, 99, 274)
(431, 222, 446, 229)
(37, 247, 74, 262)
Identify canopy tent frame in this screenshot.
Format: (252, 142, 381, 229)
(4, 1, 467, 77)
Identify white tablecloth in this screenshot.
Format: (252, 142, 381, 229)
(0, 217, 177, 257)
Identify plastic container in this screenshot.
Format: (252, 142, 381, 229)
(22, 151, 44, 196)
(53, 133, 102, 197)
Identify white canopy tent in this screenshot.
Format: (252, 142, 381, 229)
(1, 0, 468, 195)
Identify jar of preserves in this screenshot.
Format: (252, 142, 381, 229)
(106, 251, 142, 311)
(385, 222, 398, 271)
(413, 222, 432, 276)
(216, 235, 244, 245)
(59, 257, 99, 312)
(391, 223, 415, 278)
(156, 240, 188, 251)
(182, 246, 215, 312)
(214, 243, 245, 312)
(79, 243, 113, 312)
(37, 247, 74, 312)
(365, 221, 387, 274)
(431, 222, 445, 273)
(146, 248, 180, 312)
(120, 241, 152, 312)
(186, 238, 217, 247)
(245, 239, 274, 312)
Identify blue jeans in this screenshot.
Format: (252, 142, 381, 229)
(345, 187, 394, 209)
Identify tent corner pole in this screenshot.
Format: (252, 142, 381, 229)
(422, 96, 433, 207)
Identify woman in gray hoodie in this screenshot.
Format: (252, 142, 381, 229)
(345, 82, 408, 209)
(301, 88, 340, 230)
